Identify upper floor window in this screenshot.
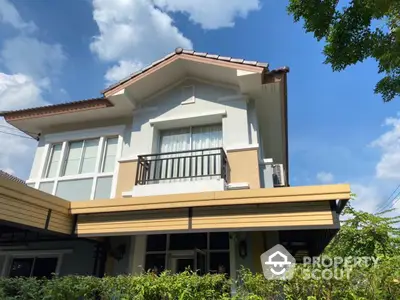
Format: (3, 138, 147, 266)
(38, 136, 120, 201)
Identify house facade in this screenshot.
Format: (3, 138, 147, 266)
(0, 48, 350, 279)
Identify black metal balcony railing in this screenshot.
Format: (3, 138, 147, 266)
(135, 147, 228, 185)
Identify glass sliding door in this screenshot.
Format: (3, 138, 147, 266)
(158, 124, 222, 183)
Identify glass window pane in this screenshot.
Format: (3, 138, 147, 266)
(146, 234, 167, 251)
(32, 257, 58, 279)
(209, 252, 230, 275)
(210, 232, 229, 250)
(46, 144, 62, 178)
(191, 124, 222, 150)
(169, 233, 207, 250)
(145, 254, 165, 274)
(94, 176, 112, 199)
(81, 139, 99, 174)
(102, 137, 118, 173)
(63, 141, 83, 176)
(9, 258, 33, 277)
(56, 178, 93, 201)
(39, 182, 54, 194)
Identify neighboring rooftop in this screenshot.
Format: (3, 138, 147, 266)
(0, 170, 26, 185)
(0, 98, 108, 117)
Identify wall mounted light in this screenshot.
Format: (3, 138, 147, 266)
(239, 240, 247, 259)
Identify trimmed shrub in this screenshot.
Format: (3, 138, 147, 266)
(0, 261, 399, 300)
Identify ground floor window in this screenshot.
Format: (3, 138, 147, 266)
(8, 257, 58, 278)
(144, 232, 230, 276)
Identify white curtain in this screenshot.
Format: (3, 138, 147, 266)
(157, 125, 222, 183)
(191, 125, 222, 180)
(157, 128, 190, 183)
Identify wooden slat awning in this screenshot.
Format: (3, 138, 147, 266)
(0, 177, 73, 235)
(70, 184, 351, 215)
(76, 201, 338, 237)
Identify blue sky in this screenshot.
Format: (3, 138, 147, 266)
(0, 0, 399, 214)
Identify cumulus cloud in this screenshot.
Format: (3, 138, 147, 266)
(0, 1, 65, 179)
(0, 74, 46, 176)
(370, 115, 400, 179)
(0, 73, 47, 110)
(104, 60, 143, 86)
(1, 36, 66, 84)
(0, 0, 36, 32)
(154, 0, 260, 29)
(316, 171, 334, 184)
(90, 0, 260, 84)
(90, 0, 192, 85)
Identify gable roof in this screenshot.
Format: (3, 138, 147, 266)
(102, 47, 270, 95)
(0, 170, 26, 185)
(0, 48, 277, 121)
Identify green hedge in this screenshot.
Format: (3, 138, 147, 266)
(1, 261, 399, 300)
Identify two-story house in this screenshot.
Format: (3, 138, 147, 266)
(0, 48, 350, 279)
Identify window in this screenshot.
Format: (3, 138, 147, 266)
(35, 135, 120, 201)
(63, 139, 99, 176)
(45, 144, 62, 178)
(144, 232, 230, 275)
(155, 124, 223, 183)
(8, 257, 58, 279)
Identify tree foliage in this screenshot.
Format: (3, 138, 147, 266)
(288, 0, 400, 102)
(324, 204, 400, 258)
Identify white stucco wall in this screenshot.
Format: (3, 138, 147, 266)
(29, 139, 46, 180)
(125, 79, 254, 158)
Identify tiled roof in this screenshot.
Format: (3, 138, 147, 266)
(0, 170, 26, 185)
(0, 98, 106, 116)
(102, 47, 270, 94)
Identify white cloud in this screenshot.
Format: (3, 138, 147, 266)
(0, 1, 65, 180)
(316, 171, 334, 184)
(90, 0, 259, 84)
(0, 74, 46, 178)
(0, 0, 36, 32)
(1, 36, 66, 84)
(154, 0, 260, 29)
(90, 0, 192, 82)
(370, 115, 400, 179)
(350, 183, 383, 213)
(0, 73, 47, 110)
(104, 60, 143, 86)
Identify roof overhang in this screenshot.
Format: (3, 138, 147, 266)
(71, 184, 350, 237)
(0, 176, 73, 235)
(70, 184, 350, 215)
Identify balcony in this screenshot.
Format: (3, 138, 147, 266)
(135, 147, 228, 186)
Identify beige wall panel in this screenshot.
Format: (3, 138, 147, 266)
(77, 208, 189, 236)
(70, 184, 350, 215)
(192, 202, 334, 230)
(227, 148, 260, 188)
(115, 161, 137, 198)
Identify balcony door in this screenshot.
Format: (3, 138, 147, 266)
(158, 124, 222, 182)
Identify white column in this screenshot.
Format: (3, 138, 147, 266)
(128, 235, 147, 275)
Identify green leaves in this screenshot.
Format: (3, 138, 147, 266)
(0, 265, 399, 299)
(288, 0, 400, 102)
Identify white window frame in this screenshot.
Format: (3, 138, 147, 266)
(26, 126, 125, 200)
(0, 249, 72, 277)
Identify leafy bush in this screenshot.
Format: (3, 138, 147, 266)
(0, 262, 399, 300)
